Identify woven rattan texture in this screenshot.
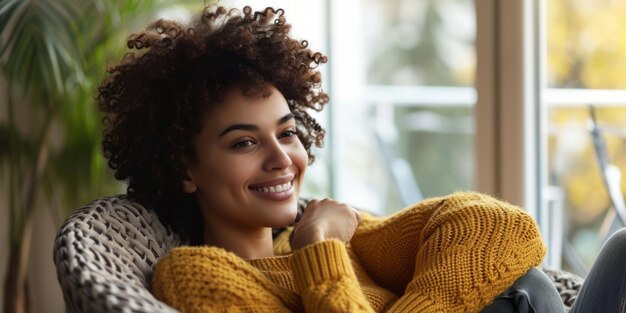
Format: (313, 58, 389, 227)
(53, 196, 181, 313)
(543, 267, 584, 312)
(54, 196, 583, 312)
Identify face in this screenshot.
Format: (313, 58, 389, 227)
(183, 85, 308, 230)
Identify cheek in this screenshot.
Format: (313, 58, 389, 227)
(292, 142, 309, 173)
(222, 157, 258, 189)
(199, 154, 256, 194)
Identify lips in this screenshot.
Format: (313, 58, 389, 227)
(248, 175, 295, 189)
(248, 176, 297, 201)
(250, 180, 293, 193)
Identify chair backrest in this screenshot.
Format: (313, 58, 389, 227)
(53, 196, 181, 313)
(542, 267, 584, 311)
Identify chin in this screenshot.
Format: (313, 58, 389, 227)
(267, 204, 299, 227)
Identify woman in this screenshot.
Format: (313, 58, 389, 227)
(97, 4, 625, 313)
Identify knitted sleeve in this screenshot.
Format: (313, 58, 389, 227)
(290, 240, 376, 312)
(350, 192, 547, 312)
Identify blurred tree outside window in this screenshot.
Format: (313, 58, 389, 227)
(546, 0, 626, 277)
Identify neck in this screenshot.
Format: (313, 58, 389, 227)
(202, 215, 275, 260)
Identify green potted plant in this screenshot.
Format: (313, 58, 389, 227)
(0, 1, 198, 311)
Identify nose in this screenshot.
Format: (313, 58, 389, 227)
(263, 139, 292, 171)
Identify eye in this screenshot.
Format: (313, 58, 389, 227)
(232, 139, 255, 149)
(279, 129, 298, 139)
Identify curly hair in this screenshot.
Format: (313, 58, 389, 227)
(97, 5, 328, 244)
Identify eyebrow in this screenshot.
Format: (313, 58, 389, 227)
(218, 113, 295, 137)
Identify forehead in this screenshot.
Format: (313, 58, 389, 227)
(202, 86, 292, 131)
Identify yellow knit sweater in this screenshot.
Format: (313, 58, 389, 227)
(152, 192, 547, 312)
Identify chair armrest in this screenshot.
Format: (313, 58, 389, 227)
(53, 196, 181, 313)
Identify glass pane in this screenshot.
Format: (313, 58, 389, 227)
(330, 0, 476, 214)
(363, 0, 475, 86)
(547, 0, 626, 89)
(394, 105, 474, 198)
(332, 0, 476, 214)
(334, 101, 474, 215)
(546, 0, 626, 276)
(547, 105, 626, 274)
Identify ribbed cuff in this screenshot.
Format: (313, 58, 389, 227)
(290, 240, 355, 291)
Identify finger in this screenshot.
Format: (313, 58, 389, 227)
(354, 210, 362, 225)
(320, 197, 336, 205)
(306, 198, 320, 207)
(303, 200, 316, 212)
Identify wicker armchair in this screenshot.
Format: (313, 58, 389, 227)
(53, 196, 584, 312)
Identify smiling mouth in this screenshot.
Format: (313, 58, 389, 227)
(249, 179, 294, 193)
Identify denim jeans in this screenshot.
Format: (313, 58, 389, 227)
(481, 267, 565, 313)
(570, 228, 626, 313)
(482, 228, 626, 313)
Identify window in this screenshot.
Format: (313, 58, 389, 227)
(329, 0, 476, 215)
(545, 0, 626, 276)
(474, 0, 626, 276)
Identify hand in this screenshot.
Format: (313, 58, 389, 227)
(290, 198, 362, 251)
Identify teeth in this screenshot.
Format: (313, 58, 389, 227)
(253, 181, 292, 193)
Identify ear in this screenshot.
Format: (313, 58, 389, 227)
(182, 169, 198, 193)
